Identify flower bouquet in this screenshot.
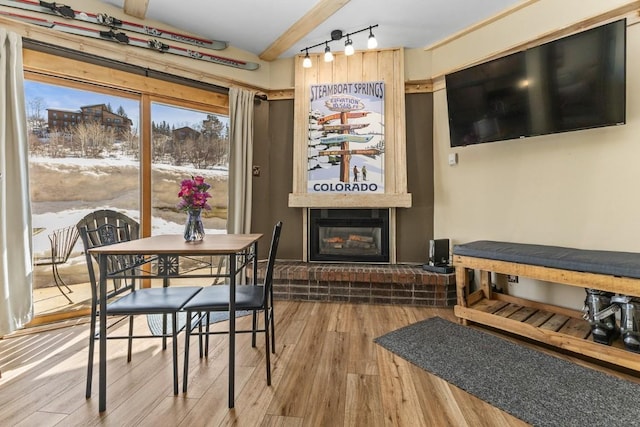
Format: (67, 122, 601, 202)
(178, 176, 211, 241)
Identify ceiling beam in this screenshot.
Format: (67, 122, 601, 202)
(259, 0, 350, 62)
(123, 0, 149, 19)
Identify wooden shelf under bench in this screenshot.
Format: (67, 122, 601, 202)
(453, 253, 640, 372)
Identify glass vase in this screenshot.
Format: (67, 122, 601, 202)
(183, 209, 205, 242)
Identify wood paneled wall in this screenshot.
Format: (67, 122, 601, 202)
(289, 49, 411, 208)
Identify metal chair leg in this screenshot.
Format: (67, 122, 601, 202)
(127, 316, 134, 362)
(172, 313, 179, 395)
(197, 313, 204, 358)
(251, 310, 258, 347)
(270, 306, 276, 353)
(183, 311, 192, 393)
(264, 309, 271, 385)
(86, 306, 97, 398)
(51, 262, 73, 304)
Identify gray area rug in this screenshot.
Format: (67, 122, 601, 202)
(374, 317, 640, 426)
(147, 310, 252, 335)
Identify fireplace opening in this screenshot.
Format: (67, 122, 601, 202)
(309, 208, 390, 263)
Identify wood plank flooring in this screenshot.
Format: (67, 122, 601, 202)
(1, 301, 636, 426)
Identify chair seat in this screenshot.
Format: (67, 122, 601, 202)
(107, 286, 202, 315)
(183, 285, 265, 311)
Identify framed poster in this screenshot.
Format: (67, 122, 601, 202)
(307, 81, 384, 193)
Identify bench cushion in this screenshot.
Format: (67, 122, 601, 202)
(453, 240, 640, 280)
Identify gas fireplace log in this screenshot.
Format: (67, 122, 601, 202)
(323, 236, 345, 244)
(345, 240, 374, 249)
(348, 234, 374, 243)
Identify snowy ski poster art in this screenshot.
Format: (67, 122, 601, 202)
(308, 81, 384, 193)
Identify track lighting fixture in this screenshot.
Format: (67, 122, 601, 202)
(300, 24, 379, 67)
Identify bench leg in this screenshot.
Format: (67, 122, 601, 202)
(480, 270, 492, 300)
(455, 266, 469, 325)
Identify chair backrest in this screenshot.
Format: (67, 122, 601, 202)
(76, 210, 140, 301)
(50, 225, 81, 264)
(44, 225, 80, 264)
(263, 221, 283, 296)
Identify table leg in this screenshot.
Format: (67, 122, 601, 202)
(229, 253, 236, 408)
(98, 254, 108, 412)
(162, 277, 169, 350)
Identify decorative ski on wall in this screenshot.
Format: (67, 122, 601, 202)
(0, 0, 227, 49)
(0, 10, 260, 70)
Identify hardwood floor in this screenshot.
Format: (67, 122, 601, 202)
(1, 300, 626, 426)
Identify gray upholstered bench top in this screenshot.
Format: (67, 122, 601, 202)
(453, 240, 640, 280)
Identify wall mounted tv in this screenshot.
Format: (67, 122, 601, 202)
(446, 19, 626, 147)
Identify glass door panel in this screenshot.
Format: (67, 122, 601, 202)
(150, 102, 229, 284)
(25, 80, 140, 317)
(150, 102, 229, 235)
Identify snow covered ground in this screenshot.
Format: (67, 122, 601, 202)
(30, 155, 228, 256)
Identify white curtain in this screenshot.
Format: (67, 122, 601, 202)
(0, 29, 33, 336)
(227, 86, 257, 234)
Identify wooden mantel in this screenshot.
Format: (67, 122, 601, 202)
(288, 192, 411, 208)
(289, 48, 412, 209)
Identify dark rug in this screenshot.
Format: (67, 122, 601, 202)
(147, 310, 252, 335)
(374, 317, 640, 426)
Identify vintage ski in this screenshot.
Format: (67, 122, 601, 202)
(0, 11, 259, 70)
(0, 0, 227, 49)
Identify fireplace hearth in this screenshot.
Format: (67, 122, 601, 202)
(309, 208, 389, 263)
(253, 261, 457, 307)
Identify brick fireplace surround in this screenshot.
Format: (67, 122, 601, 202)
(256, 261, 456, 307)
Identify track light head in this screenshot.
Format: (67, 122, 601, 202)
(302, 49, 312, 68)
(324, 43, 334, 62)
(344, 38, 354, 56)
(367, 26, 378, 49)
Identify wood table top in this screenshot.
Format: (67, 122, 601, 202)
(88, 233, 263, 255)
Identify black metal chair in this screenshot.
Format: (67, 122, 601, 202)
(77, 209, 202, 398)
(182, 221, 283, 392)
(33, 225, 80, 304)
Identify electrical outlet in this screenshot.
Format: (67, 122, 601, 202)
(507, 275, 519, 283)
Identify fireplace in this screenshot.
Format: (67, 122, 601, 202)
(309, 208, 390, 263)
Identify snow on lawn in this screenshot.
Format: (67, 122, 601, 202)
(31, 155, 228, 256)
(30, 155, 229, 175)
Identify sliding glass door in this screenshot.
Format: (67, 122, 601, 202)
(24, 71, 229, 321)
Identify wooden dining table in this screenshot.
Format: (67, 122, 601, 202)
(88, 233, 262, 412)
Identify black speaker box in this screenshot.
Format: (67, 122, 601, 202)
(428, 238, 450, 266)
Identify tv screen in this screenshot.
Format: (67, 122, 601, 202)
(446, 19, 626, 147)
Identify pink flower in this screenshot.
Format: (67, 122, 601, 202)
(177, 176, 212, 211)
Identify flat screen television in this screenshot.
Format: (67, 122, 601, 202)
(446, 19, 626, 147)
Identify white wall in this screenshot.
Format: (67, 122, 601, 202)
(431, 0, 640, 308)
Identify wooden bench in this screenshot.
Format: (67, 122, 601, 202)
(453, 240, 640, 371)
